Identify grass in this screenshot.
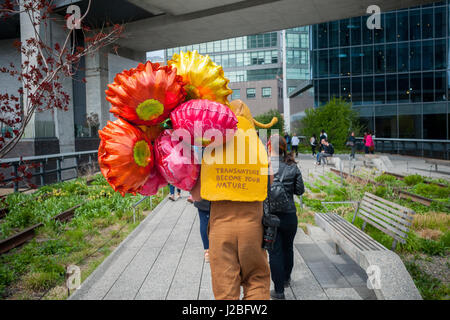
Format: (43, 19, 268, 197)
(0, 174, 168, 299)
(404, 260, 450, 300)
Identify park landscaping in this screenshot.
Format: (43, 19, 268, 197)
(0, 174, 167, 300)
(296, 170, 449, 300)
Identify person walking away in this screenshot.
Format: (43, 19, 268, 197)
(316, 139, 334, 165)
(291, 134, 300, 157)
(365, 131, 374, 154)
(266, 134, 304, 300)
(168, 184, 181, 201)
(193, 199, 211, 262)
(310, 134, 317, 157)
(347, 132, 356, 159)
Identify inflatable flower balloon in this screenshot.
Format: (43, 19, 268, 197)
(170, 99, 238, 147)
(168, 51, 232, 105)
(105, 61, 186, 126)
(139, 166, 168, 196)
(98, 118, 154, 196)
(154, 129, 200, 191)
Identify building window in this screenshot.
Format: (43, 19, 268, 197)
(232, 89, 240, 100)
(262, 87, 272, 98)
(288, 86, 296, 94)
(247, 88, 256, 99)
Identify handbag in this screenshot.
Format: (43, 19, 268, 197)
(268, 165, 289, 215)
(346, 141, 355, 147)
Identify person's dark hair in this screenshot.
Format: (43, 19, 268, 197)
(312, 134, 316, 138)
(269, 134, 296, 165)
(321, 129, 325, 134)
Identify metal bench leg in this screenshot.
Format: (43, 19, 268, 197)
(391, 239, 398, 251)
(361, 221, 367, 231)
(334, 243, 341, 255)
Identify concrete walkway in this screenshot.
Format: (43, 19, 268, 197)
(69, 192, 376, 300)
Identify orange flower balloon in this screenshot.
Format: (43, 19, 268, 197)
(105, 61, 186, 126)
(98, 118, 154, 196)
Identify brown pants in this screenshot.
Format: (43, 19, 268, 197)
(208, 201, 270, 300)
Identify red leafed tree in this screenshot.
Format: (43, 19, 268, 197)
(0, 0, 123, 159)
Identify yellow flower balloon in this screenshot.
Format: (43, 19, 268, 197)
(168, 50, 232, 105)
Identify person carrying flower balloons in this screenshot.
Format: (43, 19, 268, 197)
(98, 51, 278, 300)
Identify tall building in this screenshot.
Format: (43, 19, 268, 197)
(164, 27, 313, 125)
(310, 1, 449, 140)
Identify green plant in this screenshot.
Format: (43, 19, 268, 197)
(299, 97, 362, 149)
(374, 174, 397, 184)
(412, 183, 450, 200)
(374, 186, 387, 197)
(404, 261, 449, 300)
(404, 174, 424, 186)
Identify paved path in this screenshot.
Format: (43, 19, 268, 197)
(70, 192, 376, 300)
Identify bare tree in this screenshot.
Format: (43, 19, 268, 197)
(0, 0, 123, 159)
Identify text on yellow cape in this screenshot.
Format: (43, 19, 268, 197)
(200, 116, 268, 201)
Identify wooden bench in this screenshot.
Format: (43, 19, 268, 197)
(425, 158, 450, 172)
(315, 192, 422, 300)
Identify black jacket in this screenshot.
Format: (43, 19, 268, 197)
(323, 143, 334, 155)
(264, 158, 305, 214)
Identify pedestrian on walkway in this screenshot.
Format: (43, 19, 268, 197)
(291, 134, 300, 157)
(364, 131, 374, 154)
(168, 184, 181, 201)
(266, 134, 304, 300)
(347, 131, 356, 159)
(193, 199, 211, 262)
(310, 134, 317, 156)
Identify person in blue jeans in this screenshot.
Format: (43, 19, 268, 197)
(169, 184, 181, 201)
(193, 199, 211, 262)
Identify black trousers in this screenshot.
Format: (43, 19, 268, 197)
(292, 145, 298, 156)
(268, 212, 298, 294)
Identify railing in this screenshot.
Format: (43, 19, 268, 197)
(0, 150, 99, 192)
(356, 137, 450, 160)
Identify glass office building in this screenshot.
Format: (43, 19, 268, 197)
(311, 1, 449, 140)
(164, 27, 311, 118)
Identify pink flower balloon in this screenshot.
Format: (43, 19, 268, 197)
(170, 99, 237, 147)
(154, 129, 200, 191)
(139, 166, 168, 196)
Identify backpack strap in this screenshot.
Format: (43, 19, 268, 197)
(278, 163, 288, 183)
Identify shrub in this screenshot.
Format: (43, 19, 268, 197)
(374, 174, 397, 184)
(374, 186, 387, 197)
(404, 174, 424, 186)
(299, 97, 362, 149)
(412, 183, 450, 199)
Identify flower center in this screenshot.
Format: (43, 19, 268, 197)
(133, 140, 151, 167)
(136, 99, 164, 121)
(184, 84, 200, 100)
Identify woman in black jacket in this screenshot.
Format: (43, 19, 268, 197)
(266, 134, 305, 300)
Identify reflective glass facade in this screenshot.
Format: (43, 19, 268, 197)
(311, 2, 450, 139)
(166, 33, 282, 83)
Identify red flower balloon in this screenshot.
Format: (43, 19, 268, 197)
(98, 118, 154, 196)
(139, 166, 168, 196)
(170, 99, 237, 147)
(105, 61, 186, 126)
(154, 129, 200, 191)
